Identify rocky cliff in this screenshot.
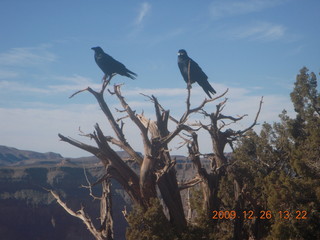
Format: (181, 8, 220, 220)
(0, 146, 130, 240)
(0, 146, 200, 240)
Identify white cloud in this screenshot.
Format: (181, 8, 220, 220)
(55, 75, 93, 84)
(0, 80, 50, 93)
(210, 0, 288, 19)
(0, 83, 294, 157)
(0, 44, 56, 67)
(128, 2, 152, 37)
(124, 87, 186, 97)
(135, 2, 151, 26)
(49, 75, 101, 92)
(0, 75, 101, 94)
(228, 22, 286, 41)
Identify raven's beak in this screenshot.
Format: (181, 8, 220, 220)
(177, 52, 181, 56)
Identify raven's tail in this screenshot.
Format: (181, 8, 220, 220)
(199, 80, 216, 99)
(125, 69, 138, 80)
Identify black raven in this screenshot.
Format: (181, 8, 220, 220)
(91, 46, 137, 81)
(177, 49, 216, 98)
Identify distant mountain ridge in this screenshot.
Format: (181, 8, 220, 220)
(0, 145, 64, 166)
(0, 145, 144, 167)
(0, 145, 219, 168)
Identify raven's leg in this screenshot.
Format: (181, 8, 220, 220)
(101, 74, 116, 94)
(102, 75, 111, 90)
(102, 73, 117, 89)
(187, 81, 192, 90)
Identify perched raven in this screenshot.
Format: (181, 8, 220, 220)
(177, 49, 216, 98)
(91, 46, 137, 81)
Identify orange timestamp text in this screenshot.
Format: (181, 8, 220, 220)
(212, 210, 308, 220)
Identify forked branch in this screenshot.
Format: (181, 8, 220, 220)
(178, 176, 203, 190)
(68, 80, 143, 165)
(180, 88, 229, 123)
(114, 84, 152, 151)
(45, 188, 108, 240)
(237, 96, 264, 135)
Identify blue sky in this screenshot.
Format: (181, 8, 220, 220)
(0, 0, 319, 157)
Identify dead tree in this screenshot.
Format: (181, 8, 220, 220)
(56, 73, 263, 238)
(57, 77, 213, 233)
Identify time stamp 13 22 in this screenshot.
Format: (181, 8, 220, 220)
(212, 210, 308, 220)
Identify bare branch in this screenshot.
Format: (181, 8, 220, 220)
(237, 96, 264, 135)
(105, 136, 125, 148)
(161, 124, 190, 145)
(155, 158, 176, 182)
(58, 134, 100, 156)
(136, 114, 160, 139)
(90, 85, 143, 165)
(69, 75, 115, 99)
(100, 73, 117, 94)
(114, 84, 152, 150)
(116, 115, 129, 122)
(140, 93, 180, 125)
(78, 127, 95, 139)
(122, 206, 128, 221)
(142, 94, 201, 146)
(115, 107, 127, 113)
(81, 167, 102, 200)
(61, 128, 143, 206)
(218, 113, 248, 122)
(178, 176, 202, 190)
(214, 98, 228, 118)
(176, 134, 192, 150)
(87, 172, 111, 189)
(45, 188, 105, 240)
(186, 60, 192, 111)
(217, 114, 248, 131)
(69, 87, 90, 99)
(67, 77, 143, 164)
(180, 88, 229, 123)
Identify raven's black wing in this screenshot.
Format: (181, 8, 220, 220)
(95, 53, 137, 79)
(95, 52, 116, 77)
(189, 58, 216, 98)
(189, 58, 207, 83)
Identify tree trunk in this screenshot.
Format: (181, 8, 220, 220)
(157, 167, 187, 229)
(100, 180, 114, 240)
